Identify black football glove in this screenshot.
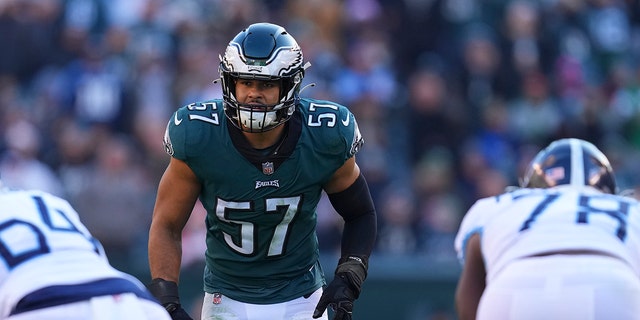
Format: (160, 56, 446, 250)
(313, 256, 368, 320)
(147, 278, 194, 320)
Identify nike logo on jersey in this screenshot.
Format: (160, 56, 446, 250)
(342, 113, 350, 126)
(174, 113, 183, 126)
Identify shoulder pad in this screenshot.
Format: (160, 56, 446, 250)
(164, 100, 224, 159)
(299, 98, 364, 160)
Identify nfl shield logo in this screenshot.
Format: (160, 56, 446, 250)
(212, 293, 222, 304)
(262, 162, 274, 175)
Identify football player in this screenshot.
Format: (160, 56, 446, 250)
(455, 138, 640, 319)
(147, 22, 377, 320)
(0, 181, 171, 319)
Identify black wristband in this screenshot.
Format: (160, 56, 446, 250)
(164, 302, 179, 313)
(338, 255, 368, 269)
(147, 278, 181, 307)
(335, 256, 368, 298)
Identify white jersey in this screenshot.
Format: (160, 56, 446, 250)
(455, 186, 640, 281)
(0, 188, 152, 318)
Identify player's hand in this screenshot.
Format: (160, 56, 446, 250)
(312, 273, 355, 319)
(313, 256, 367, 320)
(147, 278, 194, 320)
(164, 303, 194, 320)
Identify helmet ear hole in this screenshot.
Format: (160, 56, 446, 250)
(521, 138, 616, 194)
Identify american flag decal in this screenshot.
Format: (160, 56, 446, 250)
(262, 162, 274, 175)
(545, 167, 565, 180)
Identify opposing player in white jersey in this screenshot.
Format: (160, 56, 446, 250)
(454, 138, 640, 320)
(0, 181, 171, 320)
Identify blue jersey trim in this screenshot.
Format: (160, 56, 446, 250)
(10, 277, 158, 315)
(460, 227, 483, 265)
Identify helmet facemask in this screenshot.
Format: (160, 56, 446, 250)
(220, 71, 302, 132)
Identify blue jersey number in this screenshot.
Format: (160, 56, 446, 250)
(517, 192, 631, 241)
(0, 196, 101, 269)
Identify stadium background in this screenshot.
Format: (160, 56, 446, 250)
(1, 0, 640, 319)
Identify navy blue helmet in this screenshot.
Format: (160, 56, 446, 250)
(520, 138, 617, 194)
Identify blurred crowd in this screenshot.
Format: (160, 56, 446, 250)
(2, 0, 640, 273)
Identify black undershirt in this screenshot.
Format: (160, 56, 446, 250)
(227, 111, 302, 173)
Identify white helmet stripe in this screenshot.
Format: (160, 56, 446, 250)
(569, 138, 585, 187)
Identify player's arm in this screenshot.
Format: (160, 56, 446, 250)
(148, 157, 201, 320)
(149, 157, 200, 281)
(324, 157, 377, 260)
(314, 156, 377, 319)
(455, 232, 485, 320)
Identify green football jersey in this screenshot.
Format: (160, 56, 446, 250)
(163, 98, 363, 304)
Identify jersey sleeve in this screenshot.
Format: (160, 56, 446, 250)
(339, 107, 364, 160)
(454, 196, 498, 265)
(299, 99, 364, 163)
(163, 106, 189, 161)
(163, 101, 224, 161)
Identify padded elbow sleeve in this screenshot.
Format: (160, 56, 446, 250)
(328, 173, 377, 259)
(328, 173, 376, 221)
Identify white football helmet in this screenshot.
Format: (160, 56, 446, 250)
(219, 22, 306, 132)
